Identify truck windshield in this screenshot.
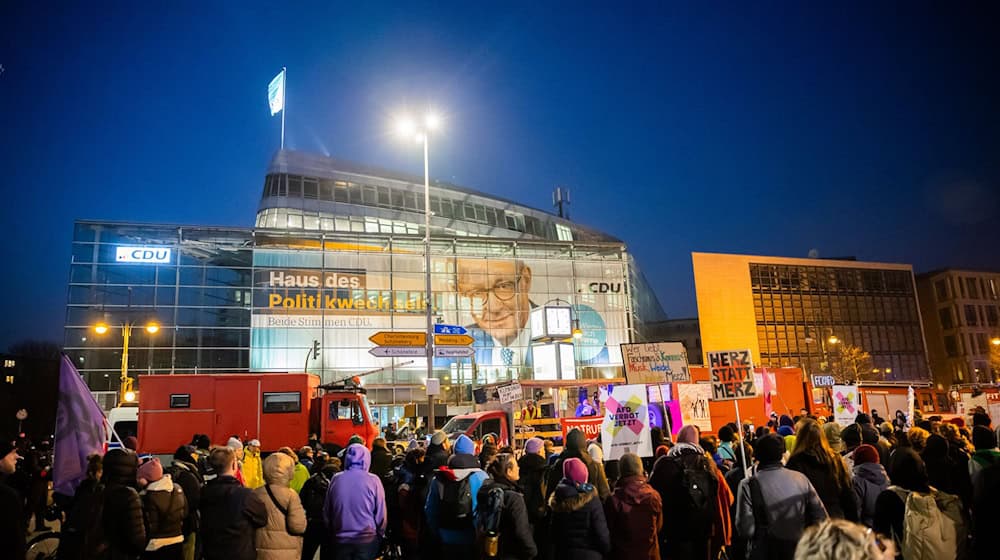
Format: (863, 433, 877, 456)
(442, 417, 474, 435)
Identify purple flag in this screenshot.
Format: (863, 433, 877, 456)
(53, 355, 107, 496)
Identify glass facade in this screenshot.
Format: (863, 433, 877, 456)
(749, 263, 929, 379)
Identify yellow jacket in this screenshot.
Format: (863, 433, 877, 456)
(243, 448, 264, 489)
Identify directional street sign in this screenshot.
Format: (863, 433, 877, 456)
(369, 346, 427, 357)
(369, 331, 427, 347)
(434, 324, 468, 335)
(434, 346, 475, 358)
(433, 334, 475, 346)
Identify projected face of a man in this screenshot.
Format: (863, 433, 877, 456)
(456, 259, 532, 347)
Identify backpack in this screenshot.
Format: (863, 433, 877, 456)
(300, 473, 330, 521)
(437, 474, 475, 530)
(670, 454, 718, 531)
(476, 485, 506, 558)
(889, 486, 968, 560)
(58, 482, 109, 560)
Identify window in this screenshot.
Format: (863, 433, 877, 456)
(329, 399, 363, 425)
(965, 305, 978, 326)
(319, 180, 335, 201)
(935, 280, 948, 301)
(939, 307, 954, 330)
(303, 178, 318, 199)
(263, 392, 301, 413)
(169, 394, 191, 408)
(377, 186, 391, 207)
(944, 335, 959, 358)
(967, 278, 980, 299)
(288, 176, 303, 198)
(987, 306, 998, 327)
(505, 212, 525, 232)
(556, 224, 573, 241)
(477, 418, 502, 440)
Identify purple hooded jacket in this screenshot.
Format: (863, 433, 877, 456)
(323, 444, 387, 544)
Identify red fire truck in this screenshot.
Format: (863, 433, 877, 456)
(136, 372, 378, 453)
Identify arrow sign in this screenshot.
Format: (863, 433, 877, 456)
(369, 346, 427, 358)
(434, 324, 468, 335)
(434, 334, 475, 346)
(369, 331, 426, 347)
(434, 346, 475, 358)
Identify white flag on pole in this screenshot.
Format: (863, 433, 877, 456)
(268, 69, 285, 116)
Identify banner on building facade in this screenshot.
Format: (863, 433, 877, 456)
(601, 384, 653, 459)
(677, 383, 713, 433)
(620, 341, 690, 384)
(707, 349, 758, 401)
(833, 385, 862, 426)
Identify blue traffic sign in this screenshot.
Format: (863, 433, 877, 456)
(433, 324, 467, 335)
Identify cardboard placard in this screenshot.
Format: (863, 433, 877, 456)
(707, 349, 758, 400)
(620, 342, 691, 384)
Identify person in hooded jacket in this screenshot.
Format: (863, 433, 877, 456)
(199, 446, 269, 560)
(476, 453, 537, 560)
(166, 446, 202, 560)
(243, 440, 264, 490)
(324, 444, 387, 560)
(424, 434, 488, 558)
(137, 457, 188, 560)
(300, 455, 339, 560)
(605, 453, 661, 560)
(850, 445, 889, 528)
(547, 458, 609, 560)
(369, 438, 393, 480)
(102, 448, 148, 560)
(545, 429, 610, 502)
(786, 419, 858, 522)
(517, 438, 549, 556)
(254, 452, 307, 560)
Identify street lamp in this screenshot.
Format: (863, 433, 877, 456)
(94, 319, 160, 404)
(991, 337, 1000, 346)
(394, 110, 441, 431)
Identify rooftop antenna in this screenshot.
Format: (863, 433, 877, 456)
(553, 187, 570, 219)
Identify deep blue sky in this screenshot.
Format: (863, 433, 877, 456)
(1, 2, 998, 349)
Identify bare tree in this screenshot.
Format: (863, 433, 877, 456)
(7, 340, 62, 360)
(831, 344, 874, 384)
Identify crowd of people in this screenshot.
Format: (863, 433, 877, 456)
(2, 407, 999, 560)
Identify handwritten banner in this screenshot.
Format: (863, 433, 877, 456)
(621, 342, 690, 384)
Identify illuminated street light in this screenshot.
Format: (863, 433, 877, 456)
(828, 335, 840, 346)
(94, 319, 161, 404)
(145, 322, 160, 334)
(992, 337, 1000, 346)
(95, 323, 109, 335)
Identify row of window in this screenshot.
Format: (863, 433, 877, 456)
(255, 209, 423, 236)
(261, 174, 563, 240)
(934, 275, 1000, 302)
(943, 332, 997, 358)
(750, 264, 913, 295)
(938, 304, 999, 330)
(753, 293, 920, 324)
(756, 323, 925, 357)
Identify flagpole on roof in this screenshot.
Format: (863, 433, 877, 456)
(281, 66, 286, 150)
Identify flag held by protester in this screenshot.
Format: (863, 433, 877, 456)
(53, 355, 107, 496)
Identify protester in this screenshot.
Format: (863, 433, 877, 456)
(369, 438, 393, 480)
(165, 446, 202, 560)
(517, 437, 549, 555)
(605, 453, 661, 560)
(137, 457, 187, 560)
(476, 453, 537, 559)
(479, 442, 499, 470)
(648, 425, 720, 560)
(969, 425, 1000, 497)
(251, 452, 306, 559)
(543, 440, 555, 460)
(547, 457, 609, 560)
(905, 426, 929, 453)
(0, 440, 26, 560)
(325, 443, 387, 560)
(226, 437, 247, 486)
(717, 424, 738, 466)
(297, 446, 315, 472)
(850, 445, 889, 528)
(199, 446, 268, 560)
(277, 447, 310, 493)
(786, 419, 858, 521)
(299, 455, 338, 560)
(921, 434, 973, 509)
(101, 448, 148, 560)
(244, 440, 264, 489)
(794, 519, 895, 560)
(735, 434, 828, 560)
(822, 422, 844, 454)
(424, 431, 451, 472)
(424, 434, 487, 557)
(59, 453, 105, 560)
(394, 447, 427, 558)
(724, 442, 753, 560)
(546, 429, 610, 501)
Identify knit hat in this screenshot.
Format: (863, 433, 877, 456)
(777, 425, 794, 437)
(454, 434, 476, 455)
(524, 437, 544, 455)
(227, 437, 244, 451)
(563, 457, 589, 484)
(619, 453, 643, 478)
(430, 430, 448, 446)
(973, 425, 997, 450)
(247, 439, 261, 448)
(137, 457, 164, 486)
(755, 434, 785, 465)
(854, 444, 880, 465)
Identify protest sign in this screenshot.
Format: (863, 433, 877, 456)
(621, 342, 690, 384)
(833, 385, 862, 426)
(601, 384, 653, 459)
(707, 349, 758, 400)
(677, 383, 713, 433)
(561, 417, 603, 442)
(497, 382, 524, 404)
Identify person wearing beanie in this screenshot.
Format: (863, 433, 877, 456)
(137, 457, 188, 558)
(424, 430, 451, 472)
(255, 452, 307, 560)
(101, 449, 148, 560)
(518, 437, 549, 554)
(325, 444, 385, 557)
(850, 445, 889, 528)
(226, 437, 247, 486)
(0, 440, 25, 560)
(243, 439, 264, 489)
(605, 453, 662, 560)
(548, 457, 610, 560)
(424, 433, 488, 556)
(546, 428, 611, 502)
(735, 434, 828, 560)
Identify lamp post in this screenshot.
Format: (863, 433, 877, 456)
(95, 319, 159, 404)
(395, 111, 441, 431)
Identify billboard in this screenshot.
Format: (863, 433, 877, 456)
(249, 245, 629, 384)
(621, 341, 690, 384)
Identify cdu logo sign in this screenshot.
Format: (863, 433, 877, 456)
(116, 246, 172, 264)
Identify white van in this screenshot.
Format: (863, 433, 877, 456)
(106, 405, 138, 450)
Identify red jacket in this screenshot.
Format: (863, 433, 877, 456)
(605, 475, 663, 560)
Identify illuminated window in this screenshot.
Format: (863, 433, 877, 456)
(556, 224, 573, 241)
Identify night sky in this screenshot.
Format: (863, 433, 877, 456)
(1, 2, 998, 349)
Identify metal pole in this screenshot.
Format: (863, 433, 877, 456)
(120, 323, 132, 404)
(424, 134, 435, 433)
(735, 399, 750, 480)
